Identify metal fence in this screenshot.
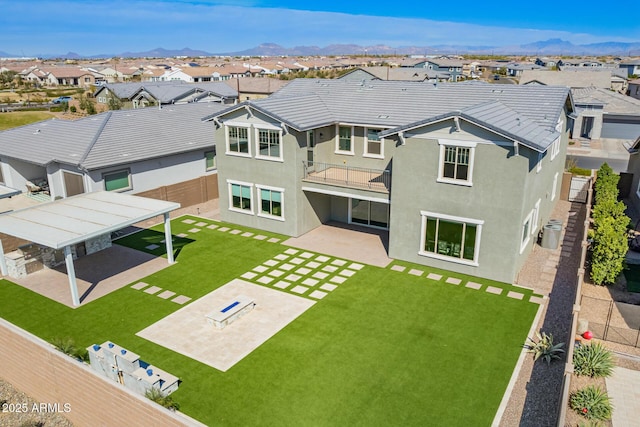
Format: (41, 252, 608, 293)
(580, 295, 640, 348)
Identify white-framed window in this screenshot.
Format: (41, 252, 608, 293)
(532, 199, 541, 236)
(521, 210, 533, 253)
(437, 140, 476, 186)
(205, 149, 216, 171)
(257, 185, 284, 221)
(350, 198, 389, 229)
(364, 128, 384, 158)
(552, 172, 559, 201)
(550, 137, 561, 161)
(419, 211, 483, 266)
(536, 152, 543, 173)
(226, 126, 250, 156)
(228, 180, 253, 214)
(335, 125, 354, 155)
(103, 169, 132, 192)
(255, 128, 282, 161)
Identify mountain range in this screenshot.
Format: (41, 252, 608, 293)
(1, 39, 639, 59)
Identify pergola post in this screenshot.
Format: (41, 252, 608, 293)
(0, 238, 7, 276)
(164, 213, 175, 264)
(64, 245, 80, 307)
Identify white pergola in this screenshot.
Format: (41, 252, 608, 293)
(0, 192, 180, 306)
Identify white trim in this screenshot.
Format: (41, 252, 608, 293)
(227, 179, 254, 215)
(536, 152, 543, 173)
(550, 137, 560, 161)
(532, 199, 541, 236)
(363, 127, 385, 159)
(254, 127, 284, 162)
(552, 172, 559, 201)
(256, 184, 285, 221)
(437, 142, 475, 186)
(225, 124, 251, 158)
(335, 124, 355, 155)
(418, 211, 483, 267)
(301, 186, 390, 204)
(520, 210, 533, 254)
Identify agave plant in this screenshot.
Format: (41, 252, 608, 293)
(146, 387, 180, 411)
(573, 342, 614, 378)
(570, 385, 613, 421)
(524, 331, 565, 365)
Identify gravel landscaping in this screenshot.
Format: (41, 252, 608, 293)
(0, 379, 73, 427)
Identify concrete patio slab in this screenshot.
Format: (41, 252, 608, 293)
(137, 279, 315, 371)
(7, 245, 172, 308)
(283, 222, 391, 267)
(606, 367, 640, 427)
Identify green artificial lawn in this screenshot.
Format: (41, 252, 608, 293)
(0, 216, 541, 426)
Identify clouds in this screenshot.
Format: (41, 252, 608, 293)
(1, 1, 637, 56)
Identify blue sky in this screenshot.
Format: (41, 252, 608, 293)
(1, 0, 638, 56)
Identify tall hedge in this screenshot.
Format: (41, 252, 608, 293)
(590, 163, 629, 285)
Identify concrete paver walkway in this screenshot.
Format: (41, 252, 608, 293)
(606, 367, 640, 426)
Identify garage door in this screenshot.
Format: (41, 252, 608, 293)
(601, 114, 640, 140)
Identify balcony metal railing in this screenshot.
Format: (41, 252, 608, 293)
(302, 161, 390, 193)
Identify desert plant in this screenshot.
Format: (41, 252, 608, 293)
(524, 331, 565, 365)
(573, 342, 614, 378)
(145, 387, 180, 411)
(51, 336, 76, 355)
(570, 385, 613, 421)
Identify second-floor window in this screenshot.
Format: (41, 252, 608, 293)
(256, 129, 282, 160)
(364, 128, 383, 158)
(227, 126, 249, 155)
(336, 125, 353, 154)
(438, 141, 475, 185)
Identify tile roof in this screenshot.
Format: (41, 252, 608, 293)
(0, 102, 226, 170)
(572, 87, 640, 113)
(205, 79, 569, 152)
(99, 82, 237, 102)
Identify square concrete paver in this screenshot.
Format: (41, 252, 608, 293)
(296, 268, 312, 275)
(285, 274, 301, 282)
(306, 261, 321, 269)
(322, 265, 338, 273)
(241, 272, 257, 280)
(315, 256, 330, 262)
(302, 278, 319, 287)
(253, 265, 268, 273)
(486, 286, 503, 295)
(264, 259, 279, 267)
(391, 265, 406, 272)
(171, 295, 191, 305)
(331, 259, 347, 266)
(241, 232, 253, 237)
(530, 296, 545, 305)
(280, 263, 295, 271)
(465, 282, 481, 290)
(268, 238, 280, 243)
(284, 248, 299, 255)
(207, 224, 219, 230)
(273, 281, 291, 289)
(607, 367, 640, 427)
(320, 283, 337, 292)
(177, 233, 188, 238)
(138, 280, 314, 371)
(300, 252, 314, 258)
(158, 290, 176, 299)
(339, 269, 356, 277)
(181, 219, 195, 224)
(274, 254, 289, 261)
(131, 282, 149, 290)
(427, 273, 442, 281)
(446, 278, 463, 285)
(312, 272, 329, 280)
(309, 290, 327, 299)
(195, 222, 208, 227)
(409, 269, 423, 277)
(291, 285, 309, 294)
(290, 257, 304, 265)
(268, 270, 285, 278)
(254, 235, 267, 240)
(229, 229, 242, 235)
(507, 291, 524, 300)
(257, 276, 274, 285)
(218, 227, 230, 232)
(330, 276, 347, 284)
(188, 228, 201, 233)
(144, 286, 162, 295)
(349, 263, 364, 270)
(145, 244, 160, 251)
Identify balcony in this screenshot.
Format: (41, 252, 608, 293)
(302, 161, 390, 193)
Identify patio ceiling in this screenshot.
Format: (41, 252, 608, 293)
(0, 191, 179, 249)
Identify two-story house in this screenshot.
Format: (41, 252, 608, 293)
(203, 79, 572, 283)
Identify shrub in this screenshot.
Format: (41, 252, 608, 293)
(524, 331, 565, 365)
(51, 336, 76, 355)
(70, 106, 77, 113)
(145, 387, 180, 411)
(573, 342, 614, 378)
(570, 385, 613, 421)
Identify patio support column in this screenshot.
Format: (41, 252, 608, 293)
(64, 245, 80, 307)
(0, 238, 7, 276)
(163, 213, 175, 264)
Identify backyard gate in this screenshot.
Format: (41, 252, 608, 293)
(569, 176, 590, 203)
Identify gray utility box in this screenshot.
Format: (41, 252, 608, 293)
(541, 220, 563, 250)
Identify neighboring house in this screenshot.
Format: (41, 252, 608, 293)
(625, 136, 640, 214)
(202, 79, 571, 283)
(222, 78, 289, 101)
(628, 79, 640, 100)
(619, 60, 640, 77)
(0, 102, 225, 208)
(158, 66, 220, 83)
(413, 59, 465, 82)
(570, 87, 640, 141)
(41, 67, 100, 87)
(519, 69, 624, 92)
(505, 63, 543, 77)
(338, 67, 448, 83)
(94, 82, 238, 109)
(535, 57, 559, 68)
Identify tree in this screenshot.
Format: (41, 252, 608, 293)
(107, 95, 122, 110)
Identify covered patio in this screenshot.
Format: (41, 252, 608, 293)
(0, 192, 180, 307)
